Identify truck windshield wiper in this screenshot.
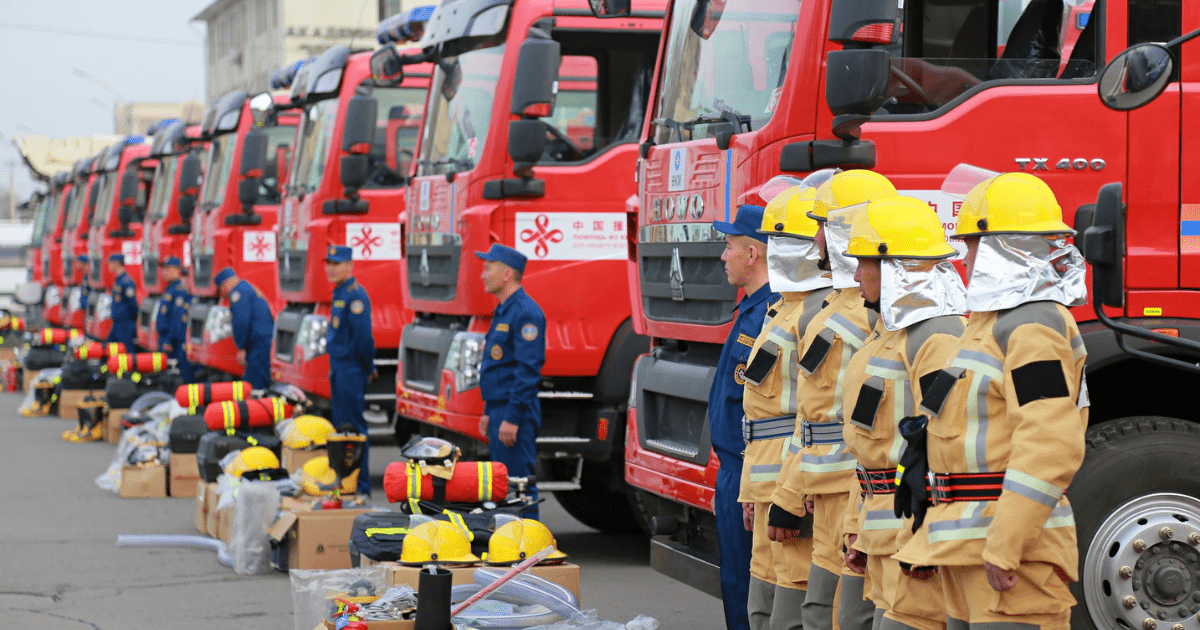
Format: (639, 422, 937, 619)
(421, 157, 475, 171)
(652, 111, 753, 144)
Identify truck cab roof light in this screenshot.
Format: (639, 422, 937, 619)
(270, 59, 310, 90)
(378, 5, 436, 44)
(125, 136, 145, 145)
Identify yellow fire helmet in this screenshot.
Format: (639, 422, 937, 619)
(847, 196, 957, 260)
(809, 170, 897, 221)
(758, 186, 821, 240)
(224, 446, 280, 478)
(400, 520, 480, 565)
(484, 518, 568, 565)
(297, 456, 356, 495)
(281, 415, 336, 449)
(955, 171, 1072, 237)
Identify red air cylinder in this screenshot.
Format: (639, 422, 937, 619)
(2, 316, 26, 331)
(176, 381, 253, 409)
(38, 328, 83, 345)
(383, 461, 509, 504)
(203, 397, 293, 432)
(75, 341, 127, 360)
(107, 352, 170, 375)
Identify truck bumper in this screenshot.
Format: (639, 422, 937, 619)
(649, 536, 722, 598)
(396, 370, 486, 441)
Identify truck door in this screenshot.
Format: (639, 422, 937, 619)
(859, 0, 1138, 290)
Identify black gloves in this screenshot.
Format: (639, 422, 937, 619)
(894, 414, 931, 533)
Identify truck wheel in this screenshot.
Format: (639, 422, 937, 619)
(1070, 417, 1200, 630)
(554, 486, 647, 535)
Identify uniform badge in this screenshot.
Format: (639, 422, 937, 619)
(350, 300, 364, 315)
(491, 345, 503, 360)
(521, 323, 538, 341)
(230, 291, 240, 303)
(126, 287, 135, 298)
(334, 300, 345, 308)
(733, 363, 747, 385)
(332, 316, 339, 328)
(161, 305, 168, 314)
(176, 297, 184, 307)
(114, 293, 120, 302)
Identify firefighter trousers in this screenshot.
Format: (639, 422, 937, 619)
(941, 563, 1073, 630)
(865, 554, 946, 630)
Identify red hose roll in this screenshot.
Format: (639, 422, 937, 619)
(203, 397, 293, 432)
(176, 381, 253, 409)
(383, 461, 509, 504)
(38, 328, 82, 345)
(107, 352, 170, 375)
(75, 341, 127, 360)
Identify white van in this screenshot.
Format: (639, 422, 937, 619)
(0, 222, 35, 310)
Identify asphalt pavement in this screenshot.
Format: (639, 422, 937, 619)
(0, 390, 723, 629)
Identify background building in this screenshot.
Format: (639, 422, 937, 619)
(115, 101, 207, 136)
(194, 0, 411, 100)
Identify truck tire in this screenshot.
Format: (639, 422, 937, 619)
(1069, 417, 1200, 630)
(553, 460, 654, 535)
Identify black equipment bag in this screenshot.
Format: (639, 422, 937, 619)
(348, 511, 413, 567)
(196, 431, 282, 482)
(105, 376, 151, 409)
(24, 346, 66, 370)
(60, 359, 106, 390)
(169, 415, 208, 454)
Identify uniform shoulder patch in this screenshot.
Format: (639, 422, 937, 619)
(350, 300, 364, 315)
(495, 323, 510, 332)
(521, 323, 538, 341)
(1011, 359, 1070, 406)
(736, 333, 755, 347)
(230, 291, 240, 303)
(333, 300, 345, 308)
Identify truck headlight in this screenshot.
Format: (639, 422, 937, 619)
(94, 294, 112, 321)
(294, 314, 328, 361)
(444, 331, 486, 392)
(205, 305, 232, 342)
(45, 286, 61, 309)
(67, 288, 82, 312)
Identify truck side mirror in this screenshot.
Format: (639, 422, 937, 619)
(370, 46, 405, 87)
(171, 153, 202, 234)
(87, 181, 100, 212)
(1098, 43, 1174, 111)
(825, 49, 890, 138)
(1083, 182, 1125, 309)
(110, 171, 138, 237)
(587, 0, 630, 18)
(230, 130, 268, 225)
(509, 32, 560, 118)
(322, 95, 376, 215)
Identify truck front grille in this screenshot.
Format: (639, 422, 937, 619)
(406, 244, 460, 302)
(638, 241, 736, 326)
(278, 250, 306, 293)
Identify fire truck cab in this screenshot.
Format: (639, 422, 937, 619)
(61, 155, 104, 331)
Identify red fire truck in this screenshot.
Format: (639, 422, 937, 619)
(33, 172, 72, 326)
(268, 40, 430, 427)
(185, 92, 298, 381)
(380, 0, 664, 532)
(61, 155, 105, 331)
(596, 0, 1200, 626)
(137, 121, 206, 350)
(85, 138, 152, 342)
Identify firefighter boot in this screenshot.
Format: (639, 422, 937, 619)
(770, 585, 806, 630)
(801, 565, 839, 630)
(748, 577, 776, 630)
(837, 574, 875, 630)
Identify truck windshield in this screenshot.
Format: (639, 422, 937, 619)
(147, 157, 178, 222)
(201, 134, 237, 209)
(417, 44, 506, 177)
(65, 183, 86, 230)
(93, 172, 118, 228)
(653, 0, 799, 145)
(290, 98, 339, 196)
(366, 84, 427, 188)
(259, 124, 297, 203)
(31, 194, 53, 243)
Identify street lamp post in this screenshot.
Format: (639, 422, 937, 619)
(73, 68, 126, 133)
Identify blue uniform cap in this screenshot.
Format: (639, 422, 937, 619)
(713, 205, 769, 243)
(475, 244, 527, 273)
(161, 256, 183, 267)
(324, 245, 353, 263)
(76, 255, 88, 264)
(215, 267, 237, 285)
(108, 253, 125, 264)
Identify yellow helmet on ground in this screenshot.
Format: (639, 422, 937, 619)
(809, 170, 897, 221)
(955, 172, 1071, 237)
(847, 196, 957, 259)
(297, 456, 357, 494)
(485, 518, 568, 565)
(400, 520, 480, 565)
(759, 186, 821, 240)
(281, 415, 335, 449)
(225, 446, 279, 478)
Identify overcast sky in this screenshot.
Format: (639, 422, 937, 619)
(0, 0, 211, 201)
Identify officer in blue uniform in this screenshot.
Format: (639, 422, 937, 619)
(74, 255, 91, 316)
(476, 244, 546, 520)
(711, 206, 777, 630)
(215, 267, 274, 390)
(324, 245, 377, 496)
(107, 254, 138, 350)
(157, 256, 194, 383)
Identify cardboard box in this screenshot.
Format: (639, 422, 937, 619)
(170, 453, 201, 498)
(268, 508, 371, 570)
(57, 389, 99, 420)
(194, 480, 208, 533)
(105, 408, 128, 444)
(385, 562, 581, 601)
(119, 464, 168, 499)
(204, 482, 220, 536)
(282, 446, 325, 473)
(217, 505, 234, 544)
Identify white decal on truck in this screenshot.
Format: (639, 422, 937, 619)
(121, 241, 143, 266)
(242, 230, 276, 262)
(347, 223, 402, 260)
(898, 189, 966, 257)
(515, 212, 626, 261)
(668, 147, 687, 192)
